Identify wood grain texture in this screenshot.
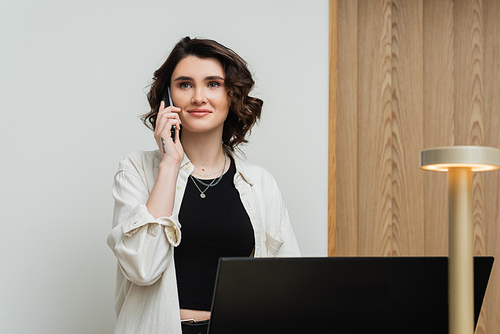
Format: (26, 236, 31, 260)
(335, 0, 358, 256)
(482, 1, 500, 332)
(454, 0, 485, 147)
(328, 0, 338, 257)
(452, 5, 487, 328)
(358, 0, 393, 256)
(423, 0, 455, 256)
(331, 0, 500, 331)
(454, 0, 486, 266)
(391, 0, 424, 256)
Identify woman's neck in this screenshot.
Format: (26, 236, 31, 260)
(181, 130, 227, 174)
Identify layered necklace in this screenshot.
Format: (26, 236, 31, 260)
(189, 153, 227, 199)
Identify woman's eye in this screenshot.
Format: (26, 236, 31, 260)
(208, 81, 220, 88)
(180, 82, 191, 89)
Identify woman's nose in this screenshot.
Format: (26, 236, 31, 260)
(191, 87, 207, 104)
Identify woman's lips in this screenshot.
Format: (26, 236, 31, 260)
(187, 109, 211, 117)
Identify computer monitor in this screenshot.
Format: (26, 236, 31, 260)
(208, 257, 494, 334)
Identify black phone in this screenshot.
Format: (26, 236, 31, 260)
(161, 86, 176, 143)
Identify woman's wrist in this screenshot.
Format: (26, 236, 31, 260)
(158, 158, 182, 171)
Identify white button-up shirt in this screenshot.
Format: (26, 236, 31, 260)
(107, 150, 301, 334)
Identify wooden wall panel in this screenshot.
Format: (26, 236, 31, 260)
(482, 0, 500, 332)
(454, 0, 486, 263)
(328, 0, 338, 257)
(454, 0, 484, 147)
(335, 0, 358, 256)
(330, 0, 500, 330)
(358, 0, 393, 256)
(423, 0, 454, 256)
(391, 0, 424, 256)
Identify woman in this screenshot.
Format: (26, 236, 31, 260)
(107, 37, 301, 334)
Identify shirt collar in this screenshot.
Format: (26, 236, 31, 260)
(232, 153, 253, 186)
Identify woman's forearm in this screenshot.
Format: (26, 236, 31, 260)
(146, 161, 180, 219)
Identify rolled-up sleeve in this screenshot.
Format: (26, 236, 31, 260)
(107, 167, 181, 286)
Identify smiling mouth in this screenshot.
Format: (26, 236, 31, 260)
(187, 109, 212, 116)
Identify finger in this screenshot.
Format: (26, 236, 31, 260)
(175, 123, 181, 143)
(157, 116, 181, 139)
(156, 104, 181, 134)
(158, 109, 182, 127)
(158, 106, 181, 118)
(155, 101, 166, 135)
(166, 118, 181, 136)
(157, 110, 180, 123)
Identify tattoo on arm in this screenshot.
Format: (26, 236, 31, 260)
(161, 137, 166, 153)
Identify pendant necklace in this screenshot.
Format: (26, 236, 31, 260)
(190, 153, 227, 198)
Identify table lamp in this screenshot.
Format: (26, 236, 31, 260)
(420, 146, 500, 334)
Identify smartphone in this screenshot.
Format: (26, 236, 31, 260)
(161, 86, 176, 143)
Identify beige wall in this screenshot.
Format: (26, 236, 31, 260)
(329, 0, 500, 332)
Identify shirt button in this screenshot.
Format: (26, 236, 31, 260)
(176, 185, 182, 190)
(186, 165, 191, 170)
(168, 232, 174, 238)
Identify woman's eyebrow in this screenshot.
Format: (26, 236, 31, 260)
(204, 75, 224, 81)
(173, 76, 193, 82)
(172, 75, 225, 82)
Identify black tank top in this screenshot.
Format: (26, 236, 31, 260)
(175, 156, 255, 311)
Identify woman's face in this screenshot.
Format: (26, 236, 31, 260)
(170, 56, 230, 136)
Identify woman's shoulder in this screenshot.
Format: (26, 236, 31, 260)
(117, 150, 161, 172)
(232, 154, 278, 185)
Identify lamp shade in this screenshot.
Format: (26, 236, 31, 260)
(420, 146, 500, 172)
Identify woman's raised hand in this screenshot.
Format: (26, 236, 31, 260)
(154, 101, 184, 165)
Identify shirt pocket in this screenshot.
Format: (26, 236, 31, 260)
(265, 230, 284, 257)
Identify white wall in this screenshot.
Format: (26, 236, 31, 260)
(0, 0, 329, 332)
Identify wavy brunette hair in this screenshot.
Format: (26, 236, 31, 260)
(142, 37, 263, 151)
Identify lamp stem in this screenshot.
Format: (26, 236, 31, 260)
(448, 167, 474, 334)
